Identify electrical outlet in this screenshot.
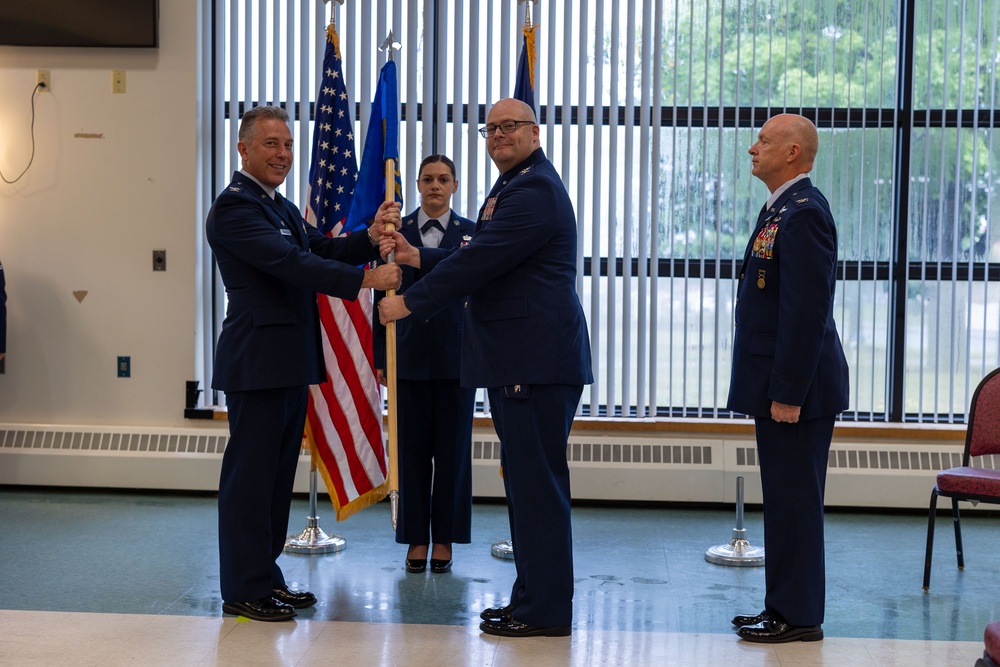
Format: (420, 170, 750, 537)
(37, 69, 50, 91)
(118, 356, 131, 378)
(152, 249, 166, 271)
(112, 69, 126, 94)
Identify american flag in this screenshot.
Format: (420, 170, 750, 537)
(303, 21, 388, 520)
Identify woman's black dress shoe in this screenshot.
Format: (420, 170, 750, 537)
(405, 558, 427, 573)
(430, 559, 452, 573)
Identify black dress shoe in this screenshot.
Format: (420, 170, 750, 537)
(737, 617, 823, 643)
(405, 558, 427, 573)
(480, 604, 513, 622)
(272, 584, 317, 609)
(430, 559, 452, 573)
(732, 609, 775, 627)
(479, 617, 571, 638)
(222, 596, 296, 622)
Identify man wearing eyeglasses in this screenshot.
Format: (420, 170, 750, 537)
(378, 98, 593, 638)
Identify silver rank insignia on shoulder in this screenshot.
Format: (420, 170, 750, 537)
(519, 167, 531, 175)
(796, 198, 810, 203)
(229, 186, 242, 192)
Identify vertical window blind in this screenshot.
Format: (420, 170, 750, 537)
(199, 0, 1000, 423)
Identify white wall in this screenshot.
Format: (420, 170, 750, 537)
(0, 0, 216, 430)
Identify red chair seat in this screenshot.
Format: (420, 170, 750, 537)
(986, 621, 1000, 662)
(937, 466, 1000, 497)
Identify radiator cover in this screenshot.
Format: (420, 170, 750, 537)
(0, 424, 993, 510)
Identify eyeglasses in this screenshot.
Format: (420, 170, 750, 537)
(478, 120, 535, 138)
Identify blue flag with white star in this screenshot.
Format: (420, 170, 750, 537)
(345, 59, 402, 231)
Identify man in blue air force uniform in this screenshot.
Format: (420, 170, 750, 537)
(728, 113, 850, 643)
(378, 98, 593, 637)
(206, 105, 401, 622)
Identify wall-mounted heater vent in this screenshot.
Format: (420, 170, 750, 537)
(1, 425, 992, 509)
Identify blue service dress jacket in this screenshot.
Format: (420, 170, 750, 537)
(726, 177, 850, 628)
(397, 148, 592, 628)
(727, 178, 849, 419)
(206, 171, 380, 392)
(372, 209, 475, 379)
(401, 149, 593, 389)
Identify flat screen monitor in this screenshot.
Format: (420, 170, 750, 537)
(0, 0, 159, 48)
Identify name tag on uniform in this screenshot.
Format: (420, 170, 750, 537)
(280, 228, 293, 236)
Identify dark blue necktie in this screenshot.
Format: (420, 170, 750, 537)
(421, 219, 445, 234)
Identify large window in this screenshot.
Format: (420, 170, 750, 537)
(200, 0, 1000, 423)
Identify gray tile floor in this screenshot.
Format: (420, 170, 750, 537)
(1, 487, 997, 643)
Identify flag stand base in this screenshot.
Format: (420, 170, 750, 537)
(491, 538, 514, 560)
(284, 466, 346, 554)
(704, 476, 765, 567)
(704, 528, 765, 566)
(284, 516, 346, 554)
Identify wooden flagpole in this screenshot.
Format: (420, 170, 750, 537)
(380, 31, 402, 529)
